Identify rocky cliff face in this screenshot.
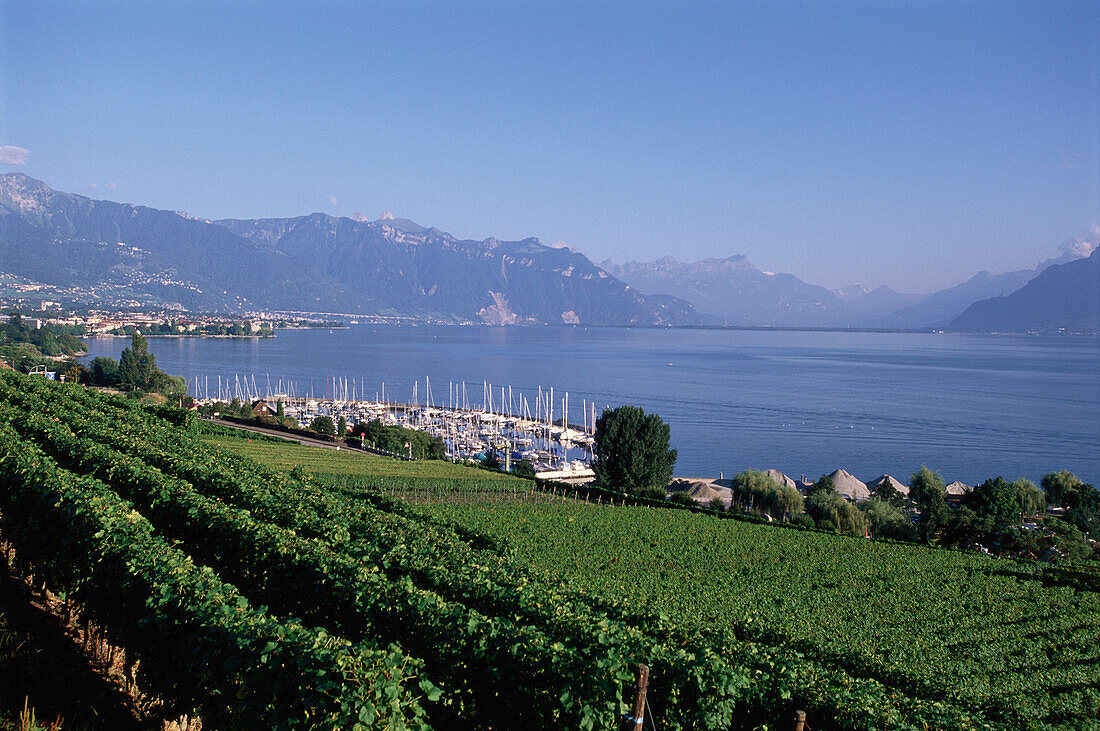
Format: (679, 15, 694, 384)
(219, 214, 698, 325)
(0, 174, 699, 325)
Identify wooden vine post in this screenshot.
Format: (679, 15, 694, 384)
(624, 663, 649, 731)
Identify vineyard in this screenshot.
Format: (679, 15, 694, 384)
(0, 372, 1095, 729)
(421, 502, 1100, 729)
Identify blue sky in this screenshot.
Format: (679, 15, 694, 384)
(2, 0, 1097, 292)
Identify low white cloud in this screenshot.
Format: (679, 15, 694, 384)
(87, 181, 117, 191)
(1062, 240, 1096, 258)
(328, 195, 338, 206)
(105, 181, 116, 191)
(0, 146, 30, 165)
(86, 183, 98, 190)
(1061, 225, 1100, 258)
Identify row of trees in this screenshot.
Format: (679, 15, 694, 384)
(350, 419, 446, 460)
(585, 404, 1094, 559)
(907, 467, 1097, 557)
(199, 401, 447, 460)
(0, 314, 87, 372)
(106, 321, 274, 337)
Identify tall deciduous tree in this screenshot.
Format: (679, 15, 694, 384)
(909, 466, 949, 541)
(1042, 470, 1083, 508)
(1012, 478, 1045, 517)
(729, 470, 803, 520)
(963, 477, 1020, 529)
(593, 405, 677, 494)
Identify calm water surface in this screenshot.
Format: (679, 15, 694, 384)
(86, 327, 1100, 486)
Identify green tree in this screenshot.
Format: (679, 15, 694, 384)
(309, 415, 336, 436)
(1065, 484, 1100, 536)
(809, 474, 836, 497)
(276, 399, 285, 425)
(729, 470, 803, 520)
(870, 479, 905, 505)
(860, 497, 915, 540)
(57, 332, 87, 355)
(592, 405, 677, 495)
(669, 492, 695, 507)
(91, 356, 119, 386)
(337, 415, 347, 438)
(1042, 470, 1083, 508)
(117, 332, 158, 390)
(1012, 477, 1045, 518)
(806, 490, 868, 535)
(964, 477, 1020, 530)
(909, 466, 949, 541)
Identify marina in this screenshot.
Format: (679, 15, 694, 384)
(189, 373, 598, 481)
(84, 326, 1100, 486)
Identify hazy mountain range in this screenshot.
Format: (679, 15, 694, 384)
(602, 247, 1094, 331)
(949, 247, 1099, 333)
(599, 255, 922, 328)
(1, 173, 1095, 332)
(0, 174, 697, 326)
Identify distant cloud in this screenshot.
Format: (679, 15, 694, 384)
(1061, 225, 1100, 258)
(1062, 240, 1096, 258)
(1057, 151, 1080, 170)
(0, 146, 30, 165)
(86, 181, 118, 191)
(86, 183, 98, 190)
(105, 181, 116, 191)
(328, 195, 338, 206)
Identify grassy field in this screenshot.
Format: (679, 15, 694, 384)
(204, 431, 524, 482)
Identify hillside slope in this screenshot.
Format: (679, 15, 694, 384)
(0, 174, 698, 325)
(949, 248, 1100, 332)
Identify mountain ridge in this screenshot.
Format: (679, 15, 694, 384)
(603, 253, 919, 327)
(0, 174, 699, 326)
(605, 248, 1093, 329)
(949, 248, 1100, 333)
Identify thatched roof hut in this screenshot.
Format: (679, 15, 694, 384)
(945, 481, 971, 495)
(828, 469, 871, 501)
(867, 474, 909, 497)
(763, 469, 797, 489)
(667, 478, 732, 503)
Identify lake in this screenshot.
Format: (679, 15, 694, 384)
(85, 327, 1100, 486)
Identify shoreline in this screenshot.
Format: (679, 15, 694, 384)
(85, 333, 277, 340)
